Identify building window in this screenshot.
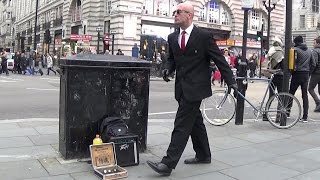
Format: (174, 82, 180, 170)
(143, 0, 177, 17)
(198, 0, 230, 25)
(106, 0, 112, 14)
(312, 0, 319, 13)
(301, 0, 306, 8)
(300, 15, 305, 28)
(250, 10, 260, 30)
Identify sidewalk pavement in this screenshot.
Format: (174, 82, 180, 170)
(0, 82, 320, 180)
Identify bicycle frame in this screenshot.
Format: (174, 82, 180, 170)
(232, 74, 279, 121)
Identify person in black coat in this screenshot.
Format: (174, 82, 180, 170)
(146, 2, 237, 176)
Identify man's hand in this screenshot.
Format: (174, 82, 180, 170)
(162, 69, 170, 82)
(228, 83, 238, 98)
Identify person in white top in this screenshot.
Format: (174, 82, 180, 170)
(46, 53, 56, 75)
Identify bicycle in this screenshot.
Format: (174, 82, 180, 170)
(201, 69, 302, 129)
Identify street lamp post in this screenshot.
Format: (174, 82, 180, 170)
(262, 0, 278, 51)
(33, 0, 39, 52)
(96, 26, 102, 54)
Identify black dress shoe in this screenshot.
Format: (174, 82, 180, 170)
(184, 157, 211, 164)
(146, 160, 172, 176)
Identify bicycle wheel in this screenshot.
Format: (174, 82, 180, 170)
(201, 90, 236, 126)
(265, 92, 301, 129)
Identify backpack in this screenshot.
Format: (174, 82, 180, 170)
(100, 117, 128, 142)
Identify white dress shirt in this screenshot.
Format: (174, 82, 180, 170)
(178, 23, 194, 49)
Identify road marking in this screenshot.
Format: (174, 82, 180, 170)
(148, 111, 176, 115)
(0, 76, 24, 81)
(0, 80, 17, 83)
(0, 155, 31, 159)
(40, 77, 60, 80)
(0, 118, 58, 123)
(48, 81, 60, 84)
(26, 88, 59, 91)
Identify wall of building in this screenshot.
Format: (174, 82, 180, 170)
(0, 0, 285, 56)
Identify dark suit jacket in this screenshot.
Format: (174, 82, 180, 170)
(166, 26, 236, 102)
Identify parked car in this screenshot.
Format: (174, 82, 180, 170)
(6, 53, 15, 71)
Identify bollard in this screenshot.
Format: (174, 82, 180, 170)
(235, 62, 248, 125)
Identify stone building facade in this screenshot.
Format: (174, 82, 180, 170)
(292, 0, 320, 47)
(0, 0, 285, 57)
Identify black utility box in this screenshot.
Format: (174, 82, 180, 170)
(59, 54, 151, 159)
(109, 134, 139, 167)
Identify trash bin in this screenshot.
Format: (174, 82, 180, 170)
(59, 54, 151, 159)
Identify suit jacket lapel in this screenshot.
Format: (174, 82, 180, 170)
(173, 30, 180, 51)
(185, 26, 199, 50)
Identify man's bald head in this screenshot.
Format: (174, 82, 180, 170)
(174, 1, 194, 29)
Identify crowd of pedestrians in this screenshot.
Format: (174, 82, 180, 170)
(0, 50, 60, 77)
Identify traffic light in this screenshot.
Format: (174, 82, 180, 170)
(257, 31, 262, 41)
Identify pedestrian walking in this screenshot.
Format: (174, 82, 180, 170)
(146, 2, 237, 176)
(289, 36, 315, 122)
(0, 52, 9, 76)
(309, 37, 320, 112)
(46, 53, 56, 75)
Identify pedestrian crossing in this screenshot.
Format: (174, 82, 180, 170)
(0, 76, 24, 83)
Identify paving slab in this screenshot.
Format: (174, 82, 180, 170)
(213, 146, 277, 166)
(293, 169, 320, 180)
(211, 136, 253, 150)
(231, 130, 291, 143)
(0, 160, 49, 180)
(0, 136, 34, 149)
(18, 121, 58, 128)
(267, 154, 320, 173)
(220, 161, 301, 180)
(125, 163, 171, 180)
(28, 134, 59, 145)
(0, 123, 20, 130)
(289, 131, 320, 146)
(71, 171, 100, 180)
(148, 125, 172, 135)
(0, 145, 58, 162)
(24, 174, 74, 180)
(250, 138, 316, 156)
(39, 158, 91, 176)
(0, 128, 39, 137)
(178, 171, 236, 180)
(34, 125, 58, 135)
(147, 133, 171, 146)
(169, 159, 231, 179)
(294, 147, 320, 162)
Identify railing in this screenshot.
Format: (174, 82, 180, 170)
(71, 6, 82, 23)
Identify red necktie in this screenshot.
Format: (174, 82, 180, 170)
(181, 31, 186, 51)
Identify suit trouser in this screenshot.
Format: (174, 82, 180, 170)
(289, 73, 309, 119)
(308, 74, 320, 105)
(161, 95, 211, 169)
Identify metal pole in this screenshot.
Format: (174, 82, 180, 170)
(235, 9, 249, 125)
(97, 31, 100, 54)
(260, 23, 264, 78)
(111, 34, 114, 55)
(266, 0, 271, 51)
(283, 0, 292, 92)
(33, 0, 39, 52)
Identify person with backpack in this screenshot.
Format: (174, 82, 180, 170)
(289, 36, 316, 122)
(309, 37, 320, 112)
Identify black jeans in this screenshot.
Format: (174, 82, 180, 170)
(308, 73, 320, 105)
(289, 73, 309, 119)
(161, 95, 211, 169)
(269, 75, 284, 99)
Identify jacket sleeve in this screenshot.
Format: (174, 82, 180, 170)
(311, 50, 317, 73)
(206, 33, 236, 85)
(166, 34, 176, 74)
